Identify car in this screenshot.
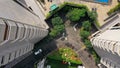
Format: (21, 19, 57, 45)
(34, 49, 42, 55)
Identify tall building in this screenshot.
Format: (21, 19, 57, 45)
(0, 0, 48, 67)
(91, 13, 120, 68)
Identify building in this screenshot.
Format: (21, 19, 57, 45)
(91, 13, 120, 68)
(0, 0, 48, 67)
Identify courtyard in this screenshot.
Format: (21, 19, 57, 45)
(35, 2, 99, 68)
(46, 47, 82, 68)
(38, 0, 118, 26)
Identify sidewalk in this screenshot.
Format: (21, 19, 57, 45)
(64, 22, 98, 68)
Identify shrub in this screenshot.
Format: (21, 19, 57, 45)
(66, 8, 86, 22)
(49, 26, 65, 38)
(92, 51, 100, 64)
(52, 17, 63, 26)
(88, 11, 97, 21)
(49, 29, 58, 38)
(49, 16, 65, 38)
(47, 47, 82, 64)
(80, 29, 90, 40)
(107, 3, 120, 15)
(54, 25, 65, 32)
(88, 11, 100, 28)
(62, 5, 73, 13)
(84, 40, 92, 48)
(82, 21, 92, 31)
(64, 2, 88, 10)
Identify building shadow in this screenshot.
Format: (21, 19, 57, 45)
(12, 38, 59, 68)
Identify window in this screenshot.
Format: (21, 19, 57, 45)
(111, 27, 120, 30)
(14, 51, 17, 58)
(8, 53, 11, 60)
(15, 24, 19, 39)
(14, 0, 27, 6)
(28, 6, 33, 11)
(113, 23, 120, 27)
(22, 25, 26, 39)
(1, 56, 4, 64)
(19, 49, 21, 56)
(4, 21, 9, 40)
(0, 19, 6, 42)
(25, 47, 27, 51)
(112, 42, 117, 52)
(14, 0, 38, 16)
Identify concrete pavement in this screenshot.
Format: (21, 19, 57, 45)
(51, 20, 98, 68)
(64, 21, 98, 68)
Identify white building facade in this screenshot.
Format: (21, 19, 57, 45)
(91, 13, 120, 68)
(0, 0, 48, 67)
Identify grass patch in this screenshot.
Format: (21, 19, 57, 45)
(107, 3, 120, 15)
(47, 47, 82, 65)
(47, 58, 78, 68)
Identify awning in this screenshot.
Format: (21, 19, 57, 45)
(50, 4, 58, 11)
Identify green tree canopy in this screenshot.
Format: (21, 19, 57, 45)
(49, 29, 58, 38)
(88, 11, 97, 21)
(80, 29, 90, 39)
(84, 40, 92, 48)
(66, 8, 86, 22)
(52, 17, 63, 26)
(54, 25, 65, 32)
(50, 16, 65, 38)
(82, 21, 92, 31)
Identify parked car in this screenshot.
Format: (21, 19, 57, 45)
(34, 49, 42, 55)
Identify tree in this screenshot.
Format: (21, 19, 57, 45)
(49, 29, 58, 38)
(50, 16, 65, 38)
(80, 29, 90, 39)
(54, 25, 65, 33)
(108, 3, 120, 15)
(84, 40, 92, 48)
(52, 17, 63, 26)
(66, 8, 86, 22)
(62, 6, 72, 13)
(82, 21, 92, 31)
(88, 11, 97, 21)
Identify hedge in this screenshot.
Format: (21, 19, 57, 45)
(49, 16, 65, 38)
(46, 2, 88, 19)
(107, 3, 120, 15)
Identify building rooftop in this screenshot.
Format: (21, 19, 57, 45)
(0, 0, 46, 28)
(97, 29, 120, 41)
(100, 13, 120, 30)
